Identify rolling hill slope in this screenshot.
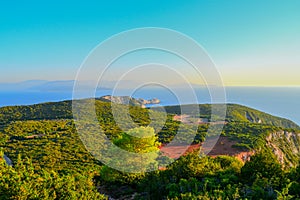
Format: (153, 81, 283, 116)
(0, 98, 299, 167)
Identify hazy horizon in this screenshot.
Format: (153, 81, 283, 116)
(1, 79, 300, 88)
(1, 1, 300, 86)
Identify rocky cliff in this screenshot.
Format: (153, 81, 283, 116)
(266, 130, 300, 167)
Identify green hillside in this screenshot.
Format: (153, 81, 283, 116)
(0, 99, 300, 199)
(0, 100, 298, 129)
(163, 103, 299, 129)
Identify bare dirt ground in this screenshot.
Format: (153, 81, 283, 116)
(160, 143, 201, 159)
(160, 136, 253, 162)
(173, 114, 226, 125)
(203, 136, 253, 162)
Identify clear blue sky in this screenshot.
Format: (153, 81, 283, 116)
(1, 0, 299, 86)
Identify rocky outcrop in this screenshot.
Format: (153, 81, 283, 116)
(245, 111, 262, 123)
(3, 154, 13, 166)
(99, 95, 160, 108)
(137, 98, 160, 105)
(266, 131, 300, 167)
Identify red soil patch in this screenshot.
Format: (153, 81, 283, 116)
(159, 143, 201, 159)
(160, 136, 253, 162)
(203, 136, 253, 162)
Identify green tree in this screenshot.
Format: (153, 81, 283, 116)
(241, 150, 285, 199)
(241, 151, 284, 184)
(100, 127, 161, 184)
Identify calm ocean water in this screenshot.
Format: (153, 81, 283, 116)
(0, 87, 299, 125)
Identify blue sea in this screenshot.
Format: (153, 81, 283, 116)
(0, 87, 299, 125)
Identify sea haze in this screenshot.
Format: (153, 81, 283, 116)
(0, 85, 299, 126)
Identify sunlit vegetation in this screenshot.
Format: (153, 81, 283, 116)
(0, 99, 300, 199)
(163, 103, 299, 129)
(0, 152, 107, 200)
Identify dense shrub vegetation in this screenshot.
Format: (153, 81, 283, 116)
(0, 99, 300, 199)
